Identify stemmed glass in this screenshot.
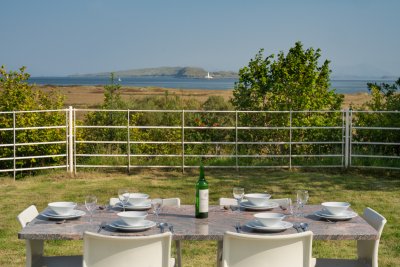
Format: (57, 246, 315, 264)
(233, 187, 245, 212)
(151, 198, 163, 223)
(296, 190, 309, 217)
(85, 195, 97, 223)
(118, 189, 130, 212)
(280, 198, 294, 216)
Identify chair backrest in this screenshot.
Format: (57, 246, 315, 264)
(222, 231, 313, 267)
(162, 198, 180, 207)
(83, 231, 172, 267)
(109, 197, 119, 206)
(357, 207, 387, 267)
(17, 205, 39, 228)
(270, 198, 290, 207)
(110, 198, 180, 207)
(219, 198, 237, 207)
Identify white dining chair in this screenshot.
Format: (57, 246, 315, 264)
(222, 231, 313, 267)
(17, 205, 82, 267)
(109, 197, 119, 206)
(83, 231, 174, 267)
(109, 197, 182, 267)
(315, 207, 387, 267)
(109, 197, 180, 207)
(270, 198, 290, 207)
(161, 198, 181, 267)
(219, 198, 238, 208)
(162, 197, 181, 207)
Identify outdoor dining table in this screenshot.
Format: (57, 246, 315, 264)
(18, 205, 378, 267)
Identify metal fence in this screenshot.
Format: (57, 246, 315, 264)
(0, 109, 71, 180)
(1, 107, 399, 179)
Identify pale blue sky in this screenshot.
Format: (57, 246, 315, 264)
(1, 0, 399, 77)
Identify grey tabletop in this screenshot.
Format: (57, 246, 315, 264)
(18, 205, 378, 241)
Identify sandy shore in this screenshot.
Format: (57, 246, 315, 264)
(37, 85, 371, 109)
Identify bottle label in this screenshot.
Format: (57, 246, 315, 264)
(199, 189, 209, 213)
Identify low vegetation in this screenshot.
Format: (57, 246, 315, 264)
(0, 169, 399, 266)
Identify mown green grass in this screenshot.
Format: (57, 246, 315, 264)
(0, 168, 399, 266)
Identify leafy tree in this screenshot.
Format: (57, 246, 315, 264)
(232, 42, 343, 111)
(0, 66, 65, 173)
(231, 42, 344, 166)
(354, 78, 400, 164)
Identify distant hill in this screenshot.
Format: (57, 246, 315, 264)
(69, 67, 238, 79)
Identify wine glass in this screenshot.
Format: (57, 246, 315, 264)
(296, 190, 309, 217)
(85, 195, 97, 223)
(151, 198, 163, 223)
(118, 189, 130, 212)
(280, 198, 293, 215)
(233, 187, 245, 211)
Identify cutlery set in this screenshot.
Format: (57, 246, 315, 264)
(235, 222, 241, 233)
(293, 222, 309, 232)
(159, 222, 174, 233)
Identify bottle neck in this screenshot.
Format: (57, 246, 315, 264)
(199, 165, 205, 181)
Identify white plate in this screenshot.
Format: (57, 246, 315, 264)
(108, 220, 156, 232)
(240, 201, 279, 211)
(115, 202, 151, 211)
(41, 209, 86, 219)
(314, 210, 358, 221)
(245, 220, 293, 232)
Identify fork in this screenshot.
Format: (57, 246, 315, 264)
(97, 222, 107, 233)
(235, 222, 241, 233)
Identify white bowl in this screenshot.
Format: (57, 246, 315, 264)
(128, 193, 149, 206)
(117, 211, 148, 226)
(48, 202, 77, 215)
(254, 212, 285, 227)
(321, 202, 350, 215)
(245, 193, 271, 206)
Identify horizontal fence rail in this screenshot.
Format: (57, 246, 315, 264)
(1, 108, 400, 178)
(0, 109, 70, 180)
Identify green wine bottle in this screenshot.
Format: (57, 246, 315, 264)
(195, 164, 209, 218)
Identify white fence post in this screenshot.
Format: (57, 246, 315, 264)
(289, 110, 292, 170)
(127, 110, 131, 174)
(68, 106, 74, 175)
(344, 108, 350, 168)
(235, 111, 238, 171)
(13, 111, 16, 181)
(182, 110, 185, 173)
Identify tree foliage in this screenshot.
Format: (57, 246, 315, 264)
(232, 42, 343, 111)
(0, 66, 66, 173)
(231, 43, 344, 164)
(354, 78, 400, 162)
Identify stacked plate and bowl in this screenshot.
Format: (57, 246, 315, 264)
(240, 193, 279, 211)
(245, 212, 293, 232)
(108, 211, 156, 232)
(314, 202, 357, 221)
(241, 192, 292, 232)
(110, 192, 156, 231)
(116, 193, 151, 211)
(42, 202, 86, 220)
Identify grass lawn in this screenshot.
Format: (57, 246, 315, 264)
(0, 168, 399, 267)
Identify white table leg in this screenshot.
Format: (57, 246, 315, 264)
(26, 240, 44, 267)
(175, 240, 182, 267)
(217, 240, 223, 267)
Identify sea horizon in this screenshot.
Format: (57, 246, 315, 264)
(27, 76, 397, 94)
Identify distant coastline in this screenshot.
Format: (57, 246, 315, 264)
(68, 66, 238, 79)
(28, 76, 396, 94)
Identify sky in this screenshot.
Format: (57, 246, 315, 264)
(1, 0, 399, 77)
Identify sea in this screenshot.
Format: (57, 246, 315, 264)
(27, 76, 397, 94)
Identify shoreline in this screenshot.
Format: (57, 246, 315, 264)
(35, 84, 371, 109)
